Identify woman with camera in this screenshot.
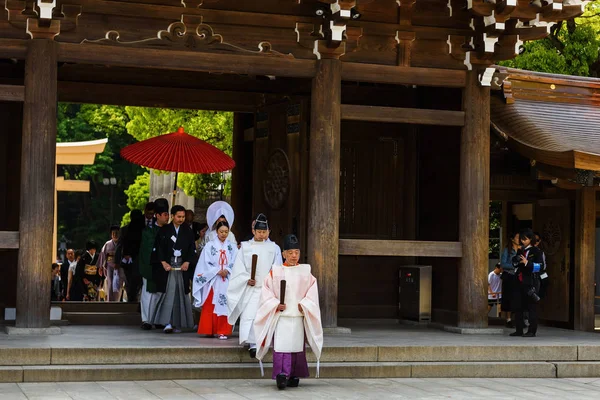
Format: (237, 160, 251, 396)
(510, 229, 544, 338)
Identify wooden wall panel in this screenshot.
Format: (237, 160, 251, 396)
(339, 120, 406, 240)
(416, 124, 461, 316)
(338, 119, 418, 319)
(338, 255, 414, 319)
(252, 99, 307, 253)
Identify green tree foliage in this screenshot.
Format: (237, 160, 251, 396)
(57, 104, 142, 249)
(500, 2, 600, 77)
(125, 107, 233, 199)
(121, 172, 150, 226)
(57, 105, 233, 251)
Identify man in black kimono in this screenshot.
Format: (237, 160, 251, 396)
(152, 205, 196, 333)
(72, 241, 100, 301)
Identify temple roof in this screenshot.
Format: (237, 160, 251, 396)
(56, 138, 108, 165)
(491, 67, 600, 172)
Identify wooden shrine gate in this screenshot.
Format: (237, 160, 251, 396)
(0, 0, 586, 332)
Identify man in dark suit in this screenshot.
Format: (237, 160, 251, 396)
(152, 205, 196, 333)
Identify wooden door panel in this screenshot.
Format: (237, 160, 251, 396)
(340, 128, 404, 239)
(253, 100, 307, 252)
(535, 199, 570, 322)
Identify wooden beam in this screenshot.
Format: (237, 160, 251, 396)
(342, 63, 467, 88)
(341, 105, 465, 126)
(55, 177, 90, 192)
(458, 71, 490, 329)
(307, 58, 341, 329)
(339, 239, 463, 258)
(58, 43, 317, 79)
(16, 39, 57, 329)
(0, 39, 467, 87)
(0, 84, 24, 102)
(0, 39, 27, 59)
(0, 231, 19, 249)
(58, 82, 260, 112)
(574, 187, 596, 332)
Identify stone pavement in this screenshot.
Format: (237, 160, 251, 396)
(3, 378, 600, 399)
(1, 320, 599, 348)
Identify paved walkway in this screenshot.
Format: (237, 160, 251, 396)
(1, 320, 599, 349)
(3, 378, 600, 399)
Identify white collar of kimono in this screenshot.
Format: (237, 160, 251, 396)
(206, 201, 235, 230)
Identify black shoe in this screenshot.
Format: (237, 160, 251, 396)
(509, 331, 523, 337)
(505, 320, 514, 328)
(523, 332, 536, 337)
(276, 373, 287, 390)
(141, 322, 152, 330)
(287, 377, 300, 388)
(249, 348, 257, 359)
(155, 324, 165, 329)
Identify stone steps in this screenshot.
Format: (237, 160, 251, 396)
(60, 312, 141, 326)
(1, 345, 590, 366)
(5, 361, 600, 383)
(53, 302, 140, 313)
(52, 302, 141, 325)
(3, 344, 600, 382)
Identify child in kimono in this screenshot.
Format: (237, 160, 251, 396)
(254, 234, 323, 390)
(193, 220, 238, 339)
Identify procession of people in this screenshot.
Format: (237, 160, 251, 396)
(52, 198, 323, 389)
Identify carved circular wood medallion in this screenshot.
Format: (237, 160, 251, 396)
(542, 219, 562, 256)
(263, 148, 290, 210)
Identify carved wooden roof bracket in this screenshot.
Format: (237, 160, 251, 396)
(296, 0, 362, 60)
(5, 0, 80, 39)
(396, 0, 416, 67)
(82, 14, 293, 59)
(463, 0, 588, 70)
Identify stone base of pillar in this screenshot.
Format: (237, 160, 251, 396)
(5, 326, 61, 335)
(323, 326, 352, 335)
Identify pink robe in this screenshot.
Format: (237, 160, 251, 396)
(253, 264, 323, 377)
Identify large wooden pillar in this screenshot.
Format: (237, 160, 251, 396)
(307, 58, 341, 328)
(15, 39, 58, 329)
(575, 187, 596, 331)
(457, 71, 490, 328)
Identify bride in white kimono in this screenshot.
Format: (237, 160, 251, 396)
(192, 220, 237, 339)
(200, 201, 237, 249)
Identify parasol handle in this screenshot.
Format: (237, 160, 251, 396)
(171, 171, 179, 209)
(280, 280, 286, 305)
(251, 254, 258, 281)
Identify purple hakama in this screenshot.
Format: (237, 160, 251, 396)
(272, 349, 309, 379)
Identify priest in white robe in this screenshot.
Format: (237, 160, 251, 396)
(227, 213, 283, 358)
(253, 234, 323, 390)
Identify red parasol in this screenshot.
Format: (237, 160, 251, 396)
(120, 127, 235, 204)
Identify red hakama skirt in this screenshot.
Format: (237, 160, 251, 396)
(198, 288, 232, 336)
